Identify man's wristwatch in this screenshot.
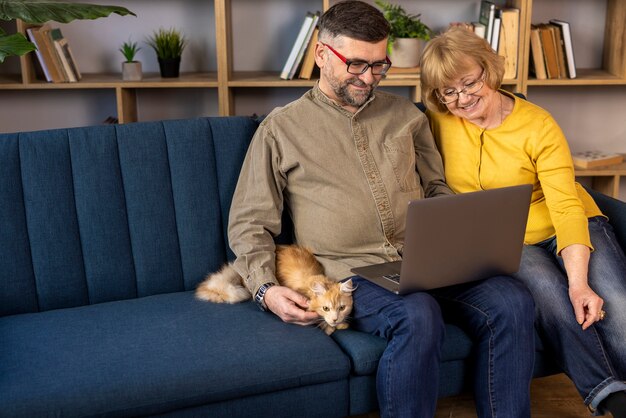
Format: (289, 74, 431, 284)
(254, 282, 276, 311)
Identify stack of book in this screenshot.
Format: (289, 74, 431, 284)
(476, 1, 520, 79)
(453, 2, 519, 79)
(26, 24, 82, 83)
(529, 20, 576, 80)
(280, 11, 321, 80)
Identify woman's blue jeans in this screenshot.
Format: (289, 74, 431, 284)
(349, 275, 535, 418)
(511, 217, 626, 414)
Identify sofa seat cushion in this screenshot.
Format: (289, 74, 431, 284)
(331, 324, 473, 376)
(0, 292, 350, 417)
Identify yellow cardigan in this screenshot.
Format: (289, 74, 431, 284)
(427, 91, 602, 253)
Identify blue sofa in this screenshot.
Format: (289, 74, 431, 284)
(1, 117, 624, 417)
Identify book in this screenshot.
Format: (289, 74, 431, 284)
(50, 30, 77, 82)
(572, 151, 624, 169)
(472, 22, 486, 39)
(490, 11, 502, 51)
(41, 26, 70, 82)
(538, 24, 560, 79)
(53, 40, 77, 82)
(50, 28, 81, 81)
(25, 27, 52, 82)
(529, 26, 547, 80)
(549, 19, 576, 78)
(26, 25, 65, 83)
(288, 12, 319, 80)
(478, 1, 496, 45)
(497, 8, 519, 79)
(280, 12, 316, 80)
(298, 27, 319, 80)
(62, 40, 82, 81)
(549, 24, 567, 79)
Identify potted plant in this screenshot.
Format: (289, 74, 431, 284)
(120, 39, 142, 81)
(147, 27, 186, 78)
(375, 0, 432, 68)
(0, 1, 135, 63)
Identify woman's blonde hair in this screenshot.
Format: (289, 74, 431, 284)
(420, 26, 505, 113)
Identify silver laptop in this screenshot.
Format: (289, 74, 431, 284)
(350, 184, 532, 294)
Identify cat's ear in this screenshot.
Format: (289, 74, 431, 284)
(340, 279, 356, 294)
(311, 281, 326, 296)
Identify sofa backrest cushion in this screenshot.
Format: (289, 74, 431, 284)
(586, 189, 626, 250)
(0, 117, 259, 316)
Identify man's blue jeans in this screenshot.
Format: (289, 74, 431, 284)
(349, 275, 535, 418)
(512, 216, 626, 414)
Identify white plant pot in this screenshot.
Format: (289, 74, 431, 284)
(122, 61, 143, 81)
(389, 38, 422, 68)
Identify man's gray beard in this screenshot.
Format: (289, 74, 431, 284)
(336, 79, 375, 107)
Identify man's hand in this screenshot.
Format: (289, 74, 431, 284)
(263, 285, 320, 325)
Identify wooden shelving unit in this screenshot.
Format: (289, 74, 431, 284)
(575, 156, 626, 199)
(2, 0, 625, 146)
(523, 0, 626, 88)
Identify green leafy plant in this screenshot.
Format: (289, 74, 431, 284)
(0, 1, 135, 63)
(146, 28, 186, 60)
(119, 39, 140, 62)
(375, 0, 432, 54)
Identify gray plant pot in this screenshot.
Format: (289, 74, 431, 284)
(122, 61, 142, 81)
(389, 38, 422, 68)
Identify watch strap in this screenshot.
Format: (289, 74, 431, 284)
(254, 282, 276, 311)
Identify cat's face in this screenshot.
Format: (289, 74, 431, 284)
(308, 279, 354, 327)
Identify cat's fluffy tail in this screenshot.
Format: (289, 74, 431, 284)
(195, 264, 251, 303)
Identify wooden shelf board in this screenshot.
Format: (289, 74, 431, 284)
(228, 71, 316, 87)
(228, 72, 430, 88)
(0, 74, 22, 85)
(117, 72, 219, 88)
(0, 72, 218, 89)
(381, 77, 420, 87)
(528, 69, 626, 86)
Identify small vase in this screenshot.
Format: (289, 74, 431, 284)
(122, 61, 142, 81)
(389, 38, 422, 68)
(158, 57, 181, 78)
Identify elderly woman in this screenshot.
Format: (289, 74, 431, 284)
(419, 27, 626, 416)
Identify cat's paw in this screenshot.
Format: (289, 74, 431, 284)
(321, 324, 335, 335)
(336, 323, 349, 330)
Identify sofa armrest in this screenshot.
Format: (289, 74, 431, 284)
(586, 189, 626, 251)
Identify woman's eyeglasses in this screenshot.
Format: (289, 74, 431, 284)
(437, 71, 486, 104)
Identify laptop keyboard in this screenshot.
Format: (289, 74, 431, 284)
(383, 274, 400, 283)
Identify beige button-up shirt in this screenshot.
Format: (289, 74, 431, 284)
(229, 84, 452, 295)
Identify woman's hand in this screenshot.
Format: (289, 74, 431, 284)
(561, 243, 604, 329)
(568, 284, 604, 330)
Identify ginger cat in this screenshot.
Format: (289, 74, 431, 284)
(196, 245, 354, 335)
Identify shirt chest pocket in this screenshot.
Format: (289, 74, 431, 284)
(383, 135, 420, 192)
